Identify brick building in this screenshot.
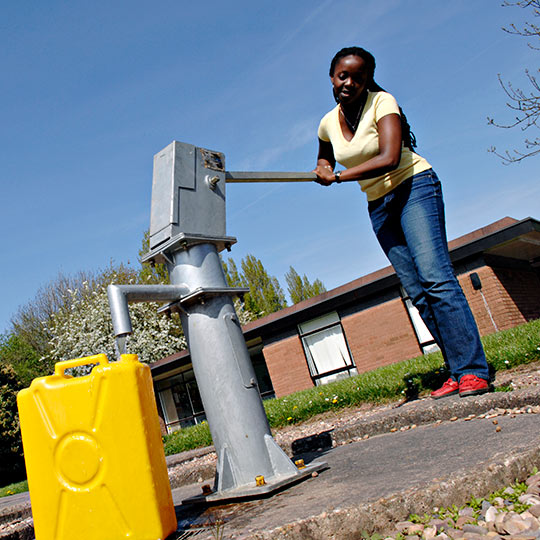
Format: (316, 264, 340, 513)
(151, 216, 540, 433)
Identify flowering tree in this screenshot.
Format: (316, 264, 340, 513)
(45, 272, 254, 367)
(45, 275, 186, 365)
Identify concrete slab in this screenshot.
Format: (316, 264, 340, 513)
(171, 412, 540, 539)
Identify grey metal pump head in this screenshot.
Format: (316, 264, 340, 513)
(148, 141, 227, 251)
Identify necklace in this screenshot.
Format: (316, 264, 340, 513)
(340, 94, 367, 133)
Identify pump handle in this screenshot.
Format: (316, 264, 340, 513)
(225, 171, 316, 183)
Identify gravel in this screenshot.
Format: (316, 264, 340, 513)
(381, 472, 540, 540)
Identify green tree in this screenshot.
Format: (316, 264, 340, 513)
(222, 257, 243, 288)
(240, 254, 287, 317)
(0, 333, 51, 387)
(0, 363, 24, 484)
(138, 230, 169, 284)
(488, 0, 540, 162)
(285, 266, 327, 304)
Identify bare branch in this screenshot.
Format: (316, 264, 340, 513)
(489, 1, 540, 162)
(488, 73, 540, 129)
(502, 0, 540, 47)
(488, 142, 540, 163)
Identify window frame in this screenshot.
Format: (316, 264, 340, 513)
(156, 369, 207, 433)
(400, 286, 439, 354)
(298, 312, 356, 385)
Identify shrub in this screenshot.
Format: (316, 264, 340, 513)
(0, 363, 25, 483)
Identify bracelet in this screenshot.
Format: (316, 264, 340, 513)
(334, 171, 342, 183)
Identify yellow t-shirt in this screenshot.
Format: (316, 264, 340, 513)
(318, 91, 431, 201)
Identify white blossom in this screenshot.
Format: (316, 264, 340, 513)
(46, 274, 186, 366)
(44, 273, 254, 371)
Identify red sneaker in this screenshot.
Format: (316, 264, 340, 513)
(459, 375, 489, 397)
(431, 378, 459, 399)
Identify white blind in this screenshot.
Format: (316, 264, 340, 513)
(302, 325, 352, 375)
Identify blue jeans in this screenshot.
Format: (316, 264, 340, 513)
(368, 169, 489, 382)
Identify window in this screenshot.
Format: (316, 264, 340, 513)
(400, 287, 439, 354)
(298, 312, 356, 385)
(155, 348, 275, 433)
(156, 369, 206, 433)
(248, 344, 275, 400)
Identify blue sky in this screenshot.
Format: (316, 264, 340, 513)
(1, 0, 539, 334)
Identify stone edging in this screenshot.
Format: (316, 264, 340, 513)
(329, 388, 540, 449)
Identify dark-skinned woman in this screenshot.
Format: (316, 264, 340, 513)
(314, 47, 489, 399)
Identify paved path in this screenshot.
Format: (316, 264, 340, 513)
(171, 410, 540, 539)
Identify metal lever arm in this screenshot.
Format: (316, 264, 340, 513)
(225, 171, 317, 183)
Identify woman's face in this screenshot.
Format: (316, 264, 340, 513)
(331, 55, 370, 106)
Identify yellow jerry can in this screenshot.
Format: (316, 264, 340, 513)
(17, 353, 177, 540)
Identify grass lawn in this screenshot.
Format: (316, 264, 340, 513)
(0, 480, 28, 498)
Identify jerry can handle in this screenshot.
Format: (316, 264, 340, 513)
(54, 354, 109, 377)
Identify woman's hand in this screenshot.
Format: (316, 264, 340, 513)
(313, 164, 335, 186)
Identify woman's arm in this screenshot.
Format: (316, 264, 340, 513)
(313, 138, 336, 186)
(314, 113, 402, 185)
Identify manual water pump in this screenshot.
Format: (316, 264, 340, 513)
(107, 140, 322, 501)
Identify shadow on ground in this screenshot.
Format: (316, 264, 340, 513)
(399, 361, 499, 404)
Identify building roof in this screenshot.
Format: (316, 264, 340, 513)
(151, 216, 540, 376)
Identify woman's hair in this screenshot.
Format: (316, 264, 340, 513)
(329, 47, 417, 150)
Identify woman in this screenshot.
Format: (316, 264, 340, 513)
(314, 46, 489, 398)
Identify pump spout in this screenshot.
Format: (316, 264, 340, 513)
(114, 333, 129, 356)
(107, 284, 189, 339)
